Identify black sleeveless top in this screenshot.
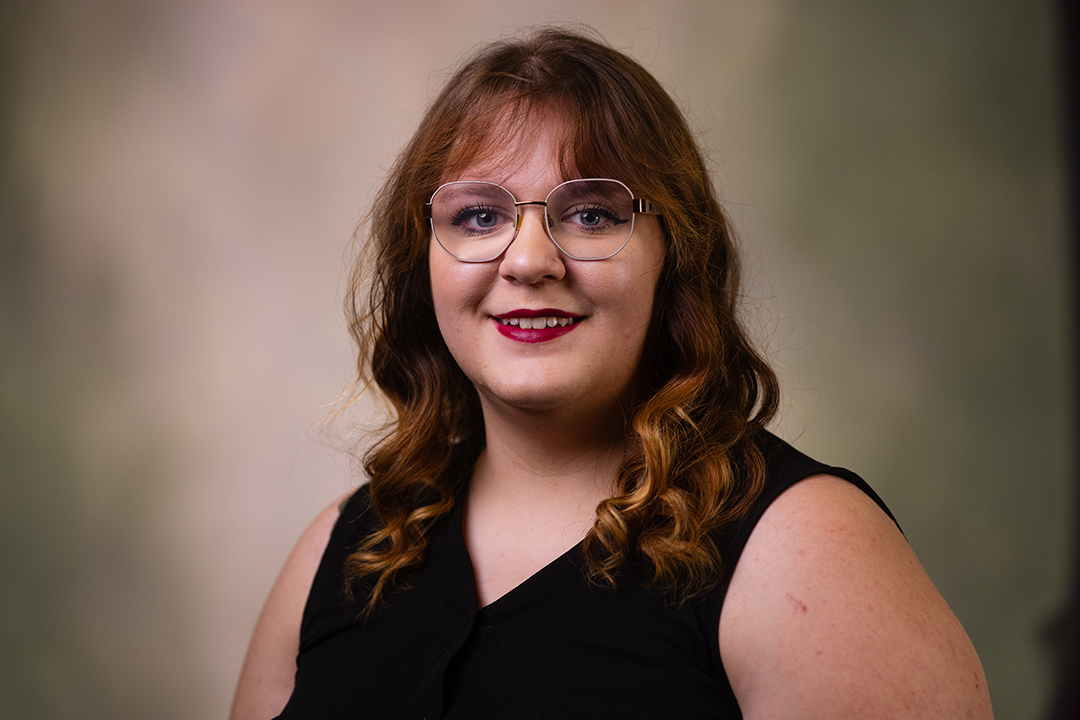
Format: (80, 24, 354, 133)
(275, 432, 894, 719)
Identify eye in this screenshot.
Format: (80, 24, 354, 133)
(451, 205, 512, 235)
(471, 208, 498, 228)
(561, 205, 629, 234)
(579, 210, 603, 227)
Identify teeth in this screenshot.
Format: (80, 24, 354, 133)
(499, 316, 576, 329)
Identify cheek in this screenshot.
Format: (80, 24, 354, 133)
(428, 245, 490, 359)
(429, 242, 467, 317)
(428, 252, 464, 362)
(609, 260, 663, 364)
(612, 256, 663, 326)
(630, 235, 665, 334)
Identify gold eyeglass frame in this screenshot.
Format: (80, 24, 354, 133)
(423, 178, 661, 262)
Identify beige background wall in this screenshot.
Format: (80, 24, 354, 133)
(0, 1, 1069, 718)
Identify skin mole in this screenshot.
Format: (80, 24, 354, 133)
(786, 593, 809, 613)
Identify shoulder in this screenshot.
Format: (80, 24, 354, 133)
(719, 474, 993, 719)
(229, 488, 362, 720)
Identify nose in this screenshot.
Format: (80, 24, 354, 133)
(498, 205, 565, 284)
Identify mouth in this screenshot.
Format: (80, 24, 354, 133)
(491, 309, 585, 342)
(496, 315, 581, 329)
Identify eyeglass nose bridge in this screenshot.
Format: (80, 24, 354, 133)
(510, 199, 555, 240)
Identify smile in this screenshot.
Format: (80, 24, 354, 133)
(491, 311, 584, 343)
(497, 316, 577, 328)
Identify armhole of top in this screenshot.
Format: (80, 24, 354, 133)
(297, 484, 374, 653)
(698, 433, 898, 680)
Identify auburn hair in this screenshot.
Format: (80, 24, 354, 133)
(342, 27, 779, 610)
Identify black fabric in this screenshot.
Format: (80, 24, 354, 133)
(275, 432, 896, 719)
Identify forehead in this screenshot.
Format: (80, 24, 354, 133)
(441, 106, 577, 184)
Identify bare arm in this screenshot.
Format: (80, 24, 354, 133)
(229, 493, 351, 720)
(720, 475, 993, 719)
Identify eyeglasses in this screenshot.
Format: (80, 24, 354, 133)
(423, 178, 660, 262)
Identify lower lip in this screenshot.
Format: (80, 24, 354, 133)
(493, 318, 582, 343)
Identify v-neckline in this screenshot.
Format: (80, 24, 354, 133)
(447, 498, 587, 620)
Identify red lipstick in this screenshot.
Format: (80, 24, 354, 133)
(492, 309, 584, 343)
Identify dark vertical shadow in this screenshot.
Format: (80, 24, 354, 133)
(1047, 0, 1079, 718)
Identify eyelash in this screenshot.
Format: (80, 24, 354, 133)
(564, 205, 626, 226)
(450, 205, 504, 231)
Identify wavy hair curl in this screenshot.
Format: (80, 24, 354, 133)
(343, 27, 779, 611)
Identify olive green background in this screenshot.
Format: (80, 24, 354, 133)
(0, 1, 1070, 718)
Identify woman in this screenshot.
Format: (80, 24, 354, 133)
(231, 28, 993, 719)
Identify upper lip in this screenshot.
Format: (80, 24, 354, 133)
(493, 308, 582, 319)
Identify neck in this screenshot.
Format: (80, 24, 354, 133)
(460, 400, 630, 608)
(469, 397, 629, 515)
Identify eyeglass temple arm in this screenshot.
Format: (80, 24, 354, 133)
(633, 198, 660, 215)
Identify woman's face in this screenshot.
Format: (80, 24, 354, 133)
(428, 117, 665, 423)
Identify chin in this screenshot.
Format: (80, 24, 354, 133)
(478, 384, 569, 412)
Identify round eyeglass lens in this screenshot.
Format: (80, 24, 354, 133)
(546, 179, 636, 260)
(429, 181, 518, 262)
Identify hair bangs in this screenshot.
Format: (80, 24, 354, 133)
(438, 94, 579, 184)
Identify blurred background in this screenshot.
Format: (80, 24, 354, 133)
(0, 1, 1071, 718)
